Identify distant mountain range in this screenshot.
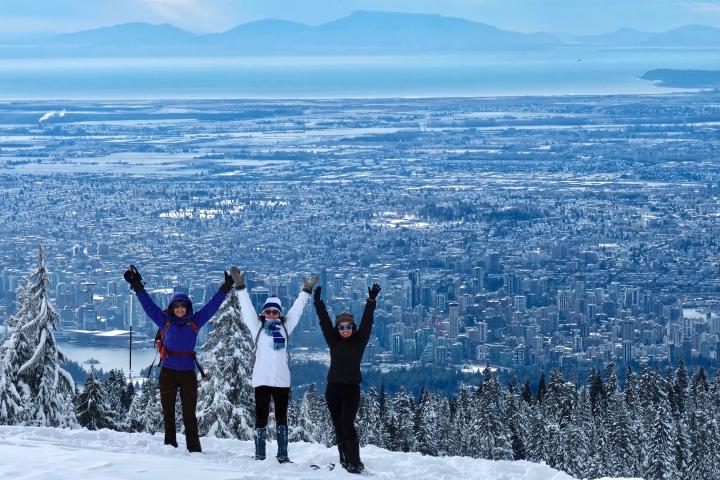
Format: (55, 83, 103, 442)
(3, 11, 720, 57)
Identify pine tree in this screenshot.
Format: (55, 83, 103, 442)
(673, 360, 688, 415)
(473, 369, 513, 460)
(120, 381, 135, 412)
(645, 387, 678, 480)
(103, 369, 129, 427)
(196, 292, 254, 440)
(297, 384, 332, 445)
(414, 388, 439, 456)
(356, 387, 380, 447)
(560, 388, 591, 479)
(0, 247, 75, 427)
(392, 387, 417, 452)
(450, 386, 473, 456)
(76, 367, 114, 430)
(125, 375, 163, 434)
(376, 384, 392, 449)
(521, 379, 533, 405)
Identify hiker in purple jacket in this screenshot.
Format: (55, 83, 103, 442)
(123, 265, 234, 452)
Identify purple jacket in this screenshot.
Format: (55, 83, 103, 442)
(137, 289, 227, 371)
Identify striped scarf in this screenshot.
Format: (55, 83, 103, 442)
(263, 320, 286, 350)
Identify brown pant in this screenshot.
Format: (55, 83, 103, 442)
(159, 368, 201, 452)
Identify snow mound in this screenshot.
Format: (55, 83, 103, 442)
(0, 425, 581, 480)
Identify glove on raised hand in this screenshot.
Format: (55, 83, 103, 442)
(123, 265, 145, 293)
(302, 274, 320, 293)
(368, 283, 381, 300)
(220, 271, 234, 293)
(229, 266, 246, 290)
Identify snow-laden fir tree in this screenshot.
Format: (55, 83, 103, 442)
(296, 383, 332, 445)
(450, 385, 473, 456)
(76, 366, 114, 430)
(356, 386, 380, 447)
(645, 385, 678, 480)
(414, 388, 440, 456)
(125, 375, 163, 434)
(471, 369, 513, 460)
(103, 369, 129, 427)
(390, 386, 416, 452)
(196, 291, 254, 439)
(0, 247, 75, 427)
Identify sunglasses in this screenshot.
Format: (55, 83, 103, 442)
(337, 324, 354, 331)
(171, 302, 189, 310)
(263, 309, 281, 316)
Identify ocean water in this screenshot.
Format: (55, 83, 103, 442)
(0, 48, 718, 99)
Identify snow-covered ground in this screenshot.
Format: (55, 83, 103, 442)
(0, 426, 591, 480)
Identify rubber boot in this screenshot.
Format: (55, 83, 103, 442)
(276, 425, 290, 463)
(254, 427, 266, 460)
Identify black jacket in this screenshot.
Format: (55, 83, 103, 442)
(315, 297, 375, 384)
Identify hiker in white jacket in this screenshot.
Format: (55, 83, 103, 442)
(229, 266, 319, 463)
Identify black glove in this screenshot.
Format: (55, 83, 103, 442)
(220, 271, 234, 293)
(123, 265, 145, 293)
(313, 286, 322, 304)
(368, 283, 381, 300)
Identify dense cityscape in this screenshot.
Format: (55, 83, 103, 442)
(1, 93, 720, 383)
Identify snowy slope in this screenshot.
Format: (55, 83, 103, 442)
(0, 426, 592, 480)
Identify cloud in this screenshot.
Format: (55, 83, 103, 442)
(38, 109, 65, 123)
(687, 2, 720, 13)
(138, 0, 211, 22)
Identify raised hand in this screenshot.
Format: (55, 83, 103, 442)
(123, 265, 145, 292)
(229, 266, 246, 290)
(313, 286, 322, 303)
(368, 283, 381, 300)
(302, 274, 320, 293)
(221, 271, 234, 293)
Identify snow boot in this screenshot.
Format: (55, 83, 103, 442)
(276, 425, 290, 463)
(254, 427, 266, 460)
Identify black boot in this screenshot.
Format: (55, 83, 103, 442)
(254, 427, 266, 460)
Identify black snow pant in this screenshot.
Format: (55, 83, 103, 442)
(159, 367, 201, 452)
(254, 386, 291, 428)
(325, 382, 362, 468)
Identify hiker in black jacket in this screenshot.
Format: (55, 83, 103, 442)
(314, 283, 381, 474)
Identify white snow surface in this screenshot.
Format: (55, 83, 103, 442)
(0, 425, 622, 480)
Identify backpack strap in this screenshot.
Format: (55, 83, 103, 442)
(251, 318, 291, 368)
(149, 319, 206, 379)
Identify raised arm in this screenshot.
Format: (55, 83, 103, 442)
(191, 271, 232, 328)
(357, 283, 381, 347)
(284, 290, 310, 335)
(313, 287, 337, 346)
(136, 289, 166, 329)
(124, 265, 165, 329)
(230, 267, 262, 332)
(284, 275, 318, 335)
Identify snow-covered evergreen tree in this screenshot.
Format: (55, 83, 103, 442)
(296, 383, 332, 445)
(125, 376, 162, 434)
(196, 292, 254, 440)
(356, 387, 380, 447)
(472, 369, 513, 461)
(414, 388, 439, 456)
(103, 369, 129, 427)
(76, 367, 114, 430)
(391, 387, 416, 452)
(0, 247, 75, 427)
(645, 387, 678, 480)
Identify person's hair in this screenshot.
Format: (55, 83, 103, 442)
(334, 311, 355, 326)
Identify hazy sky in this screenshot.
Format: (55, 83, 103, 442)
(2, 0, 720, 36)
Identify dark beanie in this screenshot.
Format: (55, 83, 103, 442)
(334, 311, 355, 326)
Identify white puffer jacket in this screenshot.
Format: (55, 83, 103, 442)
(236, 288, 310, 388)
